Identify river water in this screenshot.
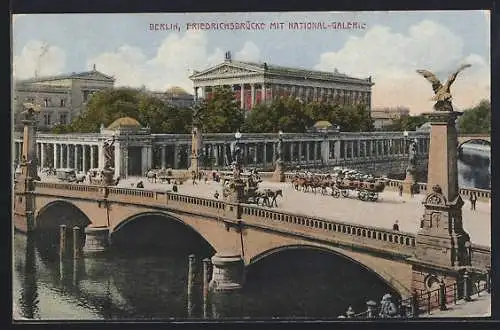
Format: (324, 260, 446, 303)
(13, 229, 399, 321)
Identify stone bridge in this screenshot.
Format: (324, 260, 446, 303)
(14, 182, 491, 300)
(457, 134, 490, 147)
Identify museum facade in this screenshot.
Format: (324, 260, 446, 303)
(189, 51, 374, 111)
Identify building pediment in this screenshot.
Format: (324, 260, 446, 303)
(189, 63, 261, 81)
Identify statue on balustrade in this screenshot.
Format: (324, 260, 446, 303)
(416, 64, 471, 111)
(379, 294, 398, 318)
(407, 140, 418, 172)
(103, 137, 115, 169)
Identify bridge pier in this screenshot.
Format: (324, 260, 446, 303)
(209, 253, 245, 292)
(83, 226, 110, 255)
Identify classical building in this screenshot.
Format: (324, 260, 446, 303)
(189, 51, 374, 111)
(150, 86, 195, 108)
(371, 107, 411, 130)
(13, 65, 115, 131)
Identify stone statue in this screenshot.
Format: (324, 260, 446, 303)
(408, 140, 417, 168)
(277, 138, 283, 162)
(103, 137, 115, 169)
(416, 64, 471, 111)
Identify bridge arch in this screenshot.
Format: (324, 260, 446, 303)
(248, 244, 410, 298)
(35, 200, 92, 231)
(458, 138, 491, 150)
(110, 211, 216, 254)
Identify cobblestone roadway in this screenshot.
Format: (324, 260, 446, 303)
(41, 175, 491, 247)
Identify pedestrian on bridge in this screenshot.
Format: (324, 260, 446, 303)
(470, 193, 477, 210)
(398, 184, 403, 197)
(392, 220, 399, 231)
(214, 191, 219, 199)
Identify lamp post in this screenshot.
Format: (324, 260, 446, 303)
(224, 130, 245, 204)
(234, 130, 242, 180)
(272, 130, 285, 182)
(189, 101, 202, 177)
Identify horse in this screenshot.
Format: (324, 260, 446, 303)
(259, 188, 283, 207)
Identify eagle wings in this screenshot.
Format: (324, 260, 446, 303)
(416, 64, 471, 102)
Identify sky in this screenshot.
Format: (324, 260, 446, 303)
(12, 11, 490, 114)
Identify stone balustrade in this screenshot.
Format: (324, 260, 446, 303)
(384, 179, 491, 200)
(32, 181, 491, 269)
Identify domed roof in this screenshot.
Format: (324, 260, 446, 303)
(313, 120, 333, 129)
(165, 86, 189, 96)
(107, 117, 142, 130)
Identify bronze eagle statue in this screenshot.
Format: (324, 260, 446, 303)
(416, 64, 471, 111)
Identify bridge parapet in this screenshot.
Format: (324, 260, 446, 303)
(35, 182, 106, 199)
(384, 179, 491, 200)
(239, 204, 416, 257)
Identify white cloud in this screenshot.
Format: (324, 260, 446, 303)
(315, 20, 490, 113)
(88, 30, 260, 93)
(235, 41, 260, 62)
(13, 40, 66, 80)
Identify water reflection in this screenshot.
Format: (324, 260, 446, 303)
(458, 142, 491, 190)
(13, 231, 399, 320)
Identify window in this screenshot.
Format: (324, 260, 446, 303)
(60, 99, 65, 107)
(43, 114, 52, 126)
(59, 113, 68, 125)
(44, 98, 51, 107)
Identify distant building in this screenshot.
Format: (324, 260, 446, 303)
(189, 51, 374, 111)
(371, 107, 410, 130)
(13, 66, 115, 131)
(149, 86, 195, 108)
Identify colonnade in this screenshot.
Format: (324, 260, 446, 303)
(195, 84, 371, 110)
(13, 133, 431, 177)
(14, 142, 103, 173)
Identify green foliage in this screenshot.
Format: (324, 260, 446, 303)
(196, 86, 245, 133)
(458, 100, 491, 134)
(384, 114, 428, 131)
(243, 97, 373, 133)
(55, 88, 192, 134)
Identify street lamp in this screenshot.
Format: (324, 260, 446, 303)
(273, 130, 285, 182)
(403, 130, 409, 155)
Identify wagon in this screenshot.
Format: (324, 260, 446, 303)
(332, 178, 386, 202)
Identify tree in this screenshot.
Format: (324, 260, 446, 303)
(384, 114, 428, 131)
(197, 86, 245, 133)
(53, 87, 193, 134)
(458, 100, 491, 134)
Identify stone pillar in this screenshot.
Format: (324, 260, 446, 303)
(262, 142, 267, 167)
(412, 110, 470, 294)
(240, 84, 245, 109)
(297, 142, 302, 164)
(261, 84, 266, 103)
(321, 139, 329, 164)
(334, 140, 341, 160)
(289, 142, 294, 163)
(173, 143, 179, 169)
(74, 144, 79, 171)
(83, 227, 110, 255)
(113, 143, 120, 177)
(313, 142, 318, 162)
(40, 143, 45, 168)
(98, 144, 104, 169)
(59, 144, 64, 169)
(214, 144, 219, 167)
(141, 145, 152, 175)
(90, 145, 95, 169)
(161, 146, 166, 169)
(209, 253, 245, 292)
(306, 142, 310, 162)
(66, 144, 71, 168)
(350, 141, 354, 160)
(53, 144, 58, 169)
(82, 145, 87, 173)
(253, 143, 257, 165)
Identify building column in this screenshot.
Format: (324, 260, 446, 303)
(262, 142, 267, 167)
(213, 144, 219, 166)
(113, 143, 121, 177)
(364, 141, 368, 158)
(313, 142, 318, 162)
(66, 144, 71, 168)
(59, 144, 64, 168)
(250, 84, 255, 109)
(52, 144, 57, 168)
(90, 145, 95, 169)
(82, 145, 88, 173)
(306, 142, 310, 162)
(74, 144, 79, 171)
(161, 146, 166, 169)
(334, 140, 341, 160)
(321, 140, 329, 164)
(344, 141, 349, 159)
(298, 142, 302, 164)
(141, 146, 152, 174)
(350, 141, 355, 159)
(240, 84, 245, 109)
(40, 143, 46, 168)
(173, 143, 179, 169)
(261, 84, 266, 103)
(289, 142, 294, 163)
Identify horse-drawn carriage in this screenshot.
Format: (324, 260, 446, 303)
(145, 168, 189, 184)
(332, 178, 386, 202)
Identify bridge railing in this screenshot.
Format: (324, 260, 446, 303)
(34, 182, 104, 199)
(105, 186, 226, 218)
(346, 270, 490, 319)
(239, 204, 416, 256)
(384, 179, 491, 200)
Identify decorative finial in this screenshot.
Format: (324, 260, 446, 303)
(224, 51, 232, 62)
(92, 63, 96, 71)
